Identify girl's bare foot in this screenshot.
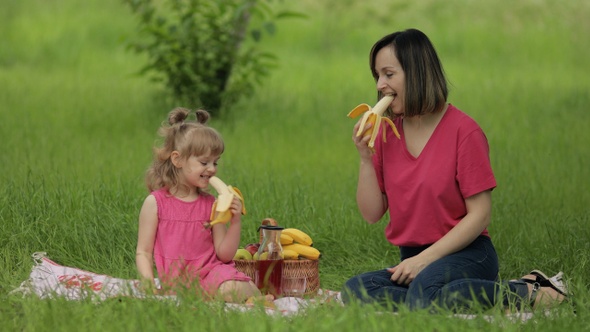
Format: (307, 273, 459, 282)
(246, 294, 276, 309)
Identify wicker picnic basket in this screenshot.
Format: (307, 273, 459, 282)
(233, 218, 320, 296)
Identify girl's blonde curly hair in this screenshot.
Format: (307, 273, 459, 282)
(145, 107, 224, 195)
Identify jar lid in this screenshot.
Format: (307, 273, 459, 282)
(258, 225, 284, 231)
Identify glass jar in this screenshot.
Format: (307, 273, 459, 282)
(255, 225, 284, 296)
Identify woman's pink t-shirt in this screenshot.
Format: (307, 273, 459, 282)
(373, 104, 496, 247)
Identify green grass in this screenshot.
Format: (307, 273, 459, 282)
(1, 0, 588, 330)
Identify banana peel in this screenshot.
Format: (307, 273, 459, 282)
(348, 95, 400, 153)
(204, 176, 246, 229)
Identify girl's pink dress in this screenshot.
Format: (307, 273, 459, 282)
(151, 188, 251, 293)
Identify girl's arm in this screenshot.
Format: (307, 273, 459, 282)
(136, 195, 158, 287)
(212, 196, 243, 263)
(388, 190, 492, 285)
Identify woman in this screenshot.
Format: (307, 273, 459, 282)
(342, 28, 567, 311)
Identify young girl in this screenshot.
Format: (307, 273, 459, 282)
(135, 107, 269, 303)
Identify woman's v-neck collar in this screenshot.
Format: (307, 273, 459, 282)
(400, 104, 451, 160)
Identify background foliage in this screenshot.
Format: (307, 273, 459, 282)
(1, 0, 588, 330)
(123, 0, 303, 114)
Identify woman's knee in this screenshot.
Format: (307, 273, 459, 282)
(341, 270, 401, 304)
(341, 275, 366, 303)
(342, 271, 380, 303)
(404, 270, 449, 310)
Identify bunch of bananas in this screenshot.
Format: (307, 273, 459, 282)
(280, 228, 320, 260)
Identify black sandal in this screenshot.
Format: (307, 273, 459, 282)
(521, 270, 568, 308)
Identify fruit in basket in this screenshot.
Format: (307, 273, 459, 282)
(282, 243, 321, 260)
(253, 252, 269, 260)
(282, 228, 313, 246)
(244, 243, 260, 256)
(204, 176, 247, 229)
(280, 233, 294, 245)
(282, 249, 299, 260)
(233, 248, 253, 260)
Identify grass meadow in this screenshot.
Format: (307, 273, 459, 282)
(1, 0, 589, 330)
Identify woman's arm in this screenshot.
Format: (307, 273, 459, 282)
(136, 195, 158, 286)
(353, 121, 388, 223)
(356, 159, 388, 223)
(388, 190, 492, 285)
(212, 196, 243, 262)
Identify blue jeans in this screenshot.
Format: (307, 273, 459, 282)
(342, 236, 530, 311)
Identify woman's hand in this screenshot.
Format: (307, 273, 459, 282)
(387, 254, 433, 286)
(386, 191, 493, 285)
(352, 120, 373, 160)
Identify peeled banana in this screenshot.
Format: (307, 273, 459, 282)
(282, 228, 313, 246)
(282, 244, 320, 260)
(204, 176, 246, 229)
(347, 95, 400, 153)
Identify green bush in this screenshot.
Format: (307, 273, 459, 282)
(123, 0, 303, 114)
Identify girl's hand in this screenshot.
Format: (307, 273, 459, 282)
(138, 278, 160, 295)
(387, 255, 431, 286)
(229, 196, 243, 224)
(352, 120, 373, 160)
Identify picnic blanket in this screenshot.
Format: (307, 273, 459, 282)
(11, 252, 546, 322)
(10, 252, 342, 316)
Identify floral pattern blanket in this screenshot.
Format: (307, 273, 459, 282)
(11, 252, 341, 316)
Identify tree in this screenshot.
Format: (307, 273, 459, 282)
(123, 0, 303, 114)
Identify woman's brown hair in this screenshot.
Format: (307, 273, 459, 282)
(370, 28, 448, 117)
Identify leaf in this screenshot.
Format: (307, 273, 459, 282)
(263, 22, 276, 35)
(276, 11, 309, 20)
(251, 29, 261, 42)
